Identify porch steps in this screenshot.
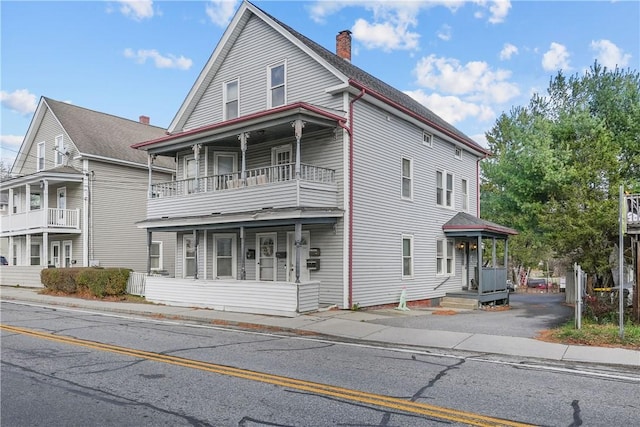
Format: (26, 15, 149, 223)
(440, 296, 478, 310)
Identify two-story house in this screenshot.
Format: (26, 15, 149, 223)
(0, 97, 176, 287)
(132, 1, 516, 315)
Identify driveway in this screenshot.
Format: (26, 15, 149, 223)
(366, 293, 573, 338)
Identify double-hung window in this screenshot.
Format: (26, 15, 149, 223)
(150, 241, 163, 271)
(401, 158, 412, 199)
(436, 239, 454, 276)
(402, 235, 413, 278)
(268, 62, 286, 108)
(183, 235, 196, 278)
(436, 170, 454, 208)
(30, 192, 41, 211)
(37, 142, 45, 171)
(224, 79, 239, 120)
(55, 135, 64, 166)
(30, 243, 41, 266)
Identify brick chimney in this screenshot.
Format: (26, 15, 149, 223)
(336, 30, 352, 62)
(139, 115, 150, 125)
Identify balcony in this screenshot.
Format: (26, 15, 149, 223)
(148, 163, 339, 219)
(627, 193, 640, 234)
(1, 208, 81, 236)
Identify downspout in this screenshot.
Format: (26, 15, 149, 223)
(346, 88, 366, 309)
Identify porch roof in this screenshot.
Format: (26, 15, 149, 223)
(442, 212, 518, 238)
(137, 207, 343, 232)
(132, 102, 346, 156)
(0, 165, 84, 189)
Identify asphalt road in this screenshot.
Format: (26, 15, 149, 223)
(368, 292, 574, 338)
(2, 301, 638, 426)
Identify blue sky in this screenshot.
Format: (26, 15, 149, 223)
(2, 1, 639, 168)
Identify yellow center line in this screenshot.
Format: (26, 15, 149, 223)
(1, 324, 535, 427)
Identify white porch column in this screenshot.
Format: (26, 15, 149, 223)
(293, 119, 305, 180)
(42, 179, 49, 215)
(26, 234, 31, 266)
(147, 154, 155, 198)
(8, 188, 13, 216)
(8, 236, 14, 265)
(25, 184, 31, 212)
(476, 235, 483, 294)
(192, 144, 202, 191)
(147, 230, 153, 274)
(239, 132, 249, 183)
(43, 232, 48, 267)
(294, 221, 302, 283)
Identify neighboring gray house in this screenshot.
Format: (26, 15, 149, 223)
(132, 1, 516, 315)
(0, 97, 176, 287)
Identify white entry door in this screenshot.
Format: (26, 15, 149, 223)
(63, 241, 72, 267)
(287, 231, 310, 282)
(214, 152, 237, 190)
(57, 187, 67, 225)
(256, 233, 277, 281)
(51, 242, 61, 268)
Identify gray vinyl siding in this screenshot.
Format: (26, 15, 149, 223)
(90, 160, 173, 271)
(19, 108, 82, 175)
(184, 14, 343, 131)
(350, 101, 481, 307)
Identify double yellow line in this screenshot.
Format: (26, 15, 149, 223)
(1, 324, 534, 427)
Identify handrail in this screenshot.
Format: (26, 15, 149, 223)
(151, 163, 336, 198)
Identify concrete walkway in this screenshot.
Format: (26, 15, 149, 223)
(1, 286, 639, 368)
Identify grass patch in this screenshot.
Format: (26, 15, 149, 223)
(541, 319, 640, 349)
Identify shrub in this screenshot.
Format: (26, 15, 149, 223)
(41, 267, 84, 293)
(42, 267, 131, 297)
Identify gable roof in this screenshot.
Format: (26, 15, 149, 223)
(443, 211, 518, 236)
(12, 97, 174, 173)
(168, 0, 487, 155)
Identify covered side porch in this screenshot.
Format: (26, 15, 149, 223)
(442, 212, 518, 309)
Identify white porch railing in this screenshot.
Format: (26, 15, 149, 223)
(0, 208, 80, 233)
(152, 163, 335, 199)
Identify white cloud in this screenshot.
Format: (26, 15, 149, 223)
(590, 39, 631, 68)
(118, 0, 154, 21)
(124, 48, 193, 70)
(499, 43, 518, 60)
(486, 0, 511, 24)
(0, 89, 38, 115)
(437, 24, 452, 41)
(205, 0, 240, 27)
(0, 135, 24, 170)
(352, 18, 419, 51)
(542, 42, 571, 71)
(405, 90, 495, 124)
(414, 55, 520, 104)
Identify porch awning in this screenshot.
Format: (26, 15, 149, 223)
(136, 206, 343, 232)
(1, 165, 84, 189)
(442, 212, 518, 238)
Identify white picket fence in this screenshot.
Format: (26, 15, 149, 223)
(126, 272, 146, 296)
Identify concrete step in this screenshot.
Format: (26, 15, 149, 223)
(440, 297, 478, 310)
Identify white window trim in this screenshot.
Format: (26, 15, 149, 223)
(436, 238, 455, 277)
(213, 233, 237, 279)
(150, 241, 163, 271)
(63, 240, 72, 268)
(37, 141, 45, 171)
(267, 60, 287, 108)
(461, 179, 469, 212)
(454, 147, 462, 160)
(402, 234, 414, 279)
(55, 135, 64, 166)
(422, 131, 433, 147)
(223, 78, 239, 121)
(436, 170, 455, 208)
(401, 157, 413, 200)
(30, 242, 42, 266)
(183, 154, 196, 179)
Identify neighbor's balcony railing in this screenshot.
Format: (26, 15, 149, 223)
(1, 208, 80, 234)
(627, 193, 640, 232)
(151, 163, 335, 199)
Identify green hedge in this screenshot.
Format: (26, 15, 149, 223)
(41, 267, 131, 297)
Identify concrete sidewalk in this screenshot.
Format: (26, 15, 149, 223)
(1, 286, 639, 368)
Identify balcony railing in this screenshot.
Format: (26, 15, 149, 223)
(1, 208, 80, 234)
(152, 163, 335, 199)
(627, 193, 640, 231)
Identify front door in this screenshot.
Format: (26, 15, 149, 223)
(63, 241, 72, 267)
(214, 152, 237, 190)
(51, 242, 60, 268)
(57, 187, 67, 225)
(256, 233, 277, 281)
(271, 145, 292, 182)
(287, 231, 310, 283)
